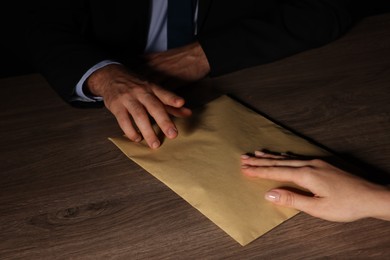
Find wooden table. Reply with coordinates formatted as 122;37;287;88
1;13;389;259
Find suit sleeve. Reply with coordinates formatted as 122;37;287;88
27;1;112;107
198;0;363;77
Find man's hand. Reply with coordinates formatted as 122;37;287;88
86;64;192;149
144;41;210;82
241;151;390;222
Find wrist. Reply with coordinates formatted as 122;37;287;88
86;64;126;96
370;187;390;221
193;42;211;76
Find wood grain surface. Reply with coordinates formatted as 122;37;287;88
1;13;389;259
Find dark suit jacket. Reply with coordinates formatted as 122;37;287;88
28;0;378;105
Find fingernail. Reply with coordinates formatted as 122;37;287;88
151;141;160;149
174;97;184;105
241;165;249;169
167;128;177;138
265;191;280;202
241;154;250;159
135;136;142;142
254;150;265;156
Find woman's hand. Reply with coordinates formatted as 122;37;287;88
241;151;390;222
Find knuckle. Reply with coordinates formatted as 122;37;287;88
301;166;314;174
149;83;162;91
127;133;141;142
143;94;163;108
283;192;295;207
110;107;126;119
133;84;151;94
142;133;158;146
272;159;282;166
298;168;313;184
129;103;147;117
310;159;324;166
159;118;173;127
262;167;275;179
107;94;129;108
116;92;136;104
243;167;260;177
105;101;114;111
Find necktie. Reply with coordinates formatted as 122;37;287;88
167;0;195;49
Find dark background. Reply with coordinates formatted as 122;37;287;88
0;1;35;78
1;1;389;79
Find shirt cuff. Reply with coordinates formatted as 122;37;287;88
73;60;121;102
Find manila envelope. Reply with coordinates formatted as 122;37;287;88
109;95;328;246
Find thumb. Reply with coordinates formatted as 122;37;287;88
265;189;314;212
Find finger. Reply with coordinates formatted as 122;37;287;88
111;107;142;142
241;165;311;188
151;84;185;108
254;150;287;159
138;93;179;140
165;106;192;118
264;188;316;213
125;100;160;149
241;155;312;168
